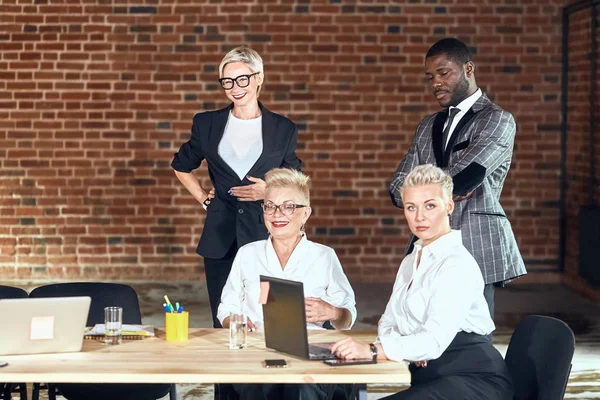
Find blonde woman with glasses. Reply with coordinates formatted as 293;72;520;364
218;168;356;400
171;47;301;328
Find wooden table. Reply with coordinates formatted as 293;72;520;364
0;329;410;399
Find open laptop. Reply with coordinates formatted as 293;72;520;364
260;275;338;360
0;296;91;356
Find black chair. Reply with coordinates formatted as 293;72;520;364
29;282;176;400
0;286;28;300
0;285;29;400
505;315;575;400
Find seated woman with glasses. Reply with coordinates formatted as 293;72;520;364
330;164;513;400
171;46;301;329
218;167;356;400
218;167;355;332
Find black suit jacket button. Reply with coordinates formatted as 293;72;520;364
238;209;244;214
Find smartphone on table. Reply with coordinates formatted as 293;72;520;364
264;359;287;368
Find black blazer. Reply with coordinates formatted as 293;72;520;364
171;102;302;259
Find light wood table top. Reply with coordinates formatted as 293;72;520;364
0;329;410;384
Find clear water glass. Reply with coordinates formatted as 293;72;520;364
104;306;122;345
229;312;247;350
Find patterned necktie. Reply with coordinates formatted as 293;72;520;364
442;107;461;151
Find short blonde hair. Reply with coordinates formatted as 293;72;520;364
219;46;264;78
400;164;453;203
264;168;310;206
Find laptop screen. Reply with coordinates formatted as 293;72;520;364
0;296;91;356
260;275;310;359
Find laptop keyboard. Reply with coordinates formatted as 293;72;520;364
308;343;337;360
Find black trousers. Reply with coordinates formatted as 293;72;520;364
203;240;238;329
382;333;513;400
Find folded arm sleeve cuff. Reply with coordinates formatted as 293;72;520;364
452;162;486;196
171;156;193;173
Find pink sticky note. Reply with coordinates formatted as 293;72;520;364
258;281;270;304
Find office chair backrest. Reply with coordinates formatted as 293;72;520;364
505;315;575;400
29;282;142;326
0;285;28;300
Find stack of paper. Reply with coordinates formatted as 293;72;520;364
84;324;155;337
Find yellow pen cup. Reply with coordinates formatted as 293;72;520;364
165;311;189;342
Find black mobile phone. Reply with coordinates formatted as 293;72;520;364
323;358;376;367
264;359;287;368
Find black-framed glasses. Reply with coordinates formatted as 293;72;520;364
261;201;307;216
218;72;260;90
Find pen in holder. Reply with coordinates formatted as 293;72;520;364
165;311;189;342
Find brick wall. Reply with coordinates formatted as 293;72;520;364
0;0;571;283
563;4;600;292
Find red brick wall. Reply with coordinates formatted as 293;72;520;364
0;0;569;282
563;4;600;290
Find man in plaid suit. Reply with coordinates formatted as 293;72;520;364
389;38;526;319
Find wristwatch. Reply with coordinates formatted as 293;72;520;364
369;343;378;361
202;198;211;211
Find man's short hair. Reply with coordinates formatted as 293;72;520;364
426;38;472;65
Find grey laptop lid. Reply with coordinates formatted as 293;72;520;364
260;275;310;359
0;296;91;356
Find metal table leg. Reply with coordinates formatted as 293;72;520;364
357;383;368;400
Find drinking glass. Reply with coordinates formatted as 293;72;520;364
104;306;123;345
229;311;247;350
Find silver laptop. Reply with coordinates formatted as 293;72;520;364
260;275;338;360
0;296;91;356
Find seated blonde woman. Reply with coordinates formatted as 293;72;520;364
218;167;356;400
331;164;513;400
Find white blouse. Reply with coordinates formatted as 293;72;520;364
377;230;494;362
218;111;263;180
217;234;357;330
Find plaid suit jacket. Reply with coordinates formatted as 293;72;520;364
389;93;526;284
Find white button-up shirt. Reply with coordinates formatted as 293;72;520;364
444;88;483;149
377;230;494;362
217;234;357;330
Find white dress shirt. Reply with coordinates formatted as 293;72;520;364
444;88;482;149
218;111;263;180
377;230;494;362
217;234;357;330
